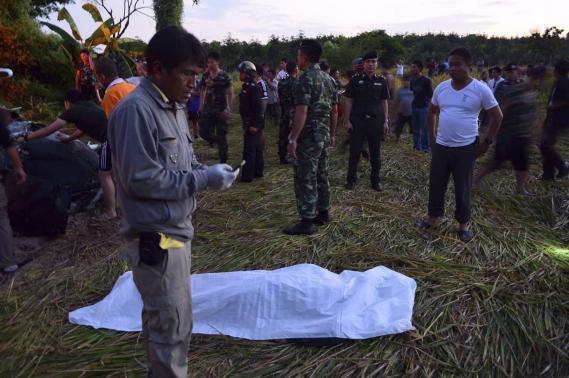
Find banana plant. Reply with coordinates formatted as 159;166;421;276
41;4;135;77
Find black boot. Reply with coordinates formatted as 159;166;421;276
314;210;330;225
284;218;314;235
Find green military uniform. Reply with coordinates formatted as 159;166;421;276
278;75;297;162
293;63;338;220
199;70;232;163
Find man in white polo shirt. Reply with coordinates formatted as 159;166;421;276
416;47;503;243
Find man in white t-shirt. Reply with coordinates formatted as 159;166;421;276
416;47;503;242
276;58;289;81
396;60;404;77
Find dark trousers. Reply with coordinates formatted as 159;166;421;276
428;142;476;224
242;129;264;182
394;113;412;138
412;107;429;151
540;117;568;178
199;110;228;163
347;114;383;186
279;108;293;161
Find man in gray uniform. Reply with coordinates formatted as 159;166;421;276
108;27;238;378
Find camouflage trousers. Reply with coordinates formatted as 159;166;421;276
199;109;228;163
293;138;330;219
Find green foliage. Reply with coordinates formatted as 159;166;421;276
82;3;103;22
29;0;74;18
153;0;183;30
204;29;569;73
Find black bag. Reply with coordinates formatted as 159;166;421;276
5;174;70;237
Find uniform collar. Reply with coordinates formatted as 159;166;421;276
307;63;321;71
140;78;183;110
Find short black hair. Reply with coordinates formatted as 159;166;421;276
80;48;90;55
145;26;207;74
492;66;502;74
319;60;330;72
94;56;118;78
412;60;423;70
449;47;472;65
280;58;287;63
362;51;378;61
286;61;297;75
299;39;322;63
554;59;569;76
207;51;221;61
64;89;83;103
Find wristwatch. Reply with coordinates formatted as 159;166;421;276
288;138;296;144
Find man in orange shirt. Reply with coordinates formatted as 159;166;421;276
94;57;136;219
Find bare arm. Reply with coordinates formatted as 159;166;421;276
427;103;439;147
26;118;66;141
199;84;206;111
343;97;353;129
329;104;338;146
75;70;81;89
6;146;26;184
483;105;503;141
58;129;84;143
226;86;234;113
476;105;503;158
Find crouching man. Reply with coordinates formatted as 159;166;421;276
107;26;238;377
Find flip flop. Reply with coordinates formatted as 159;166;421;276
415;220;433;229
457;230;474;243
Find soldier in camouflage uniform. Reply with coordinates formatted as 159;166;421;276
284;39;338;236
277;61;299;164
199;51;233;163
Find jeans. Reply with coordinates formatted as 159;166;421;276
412;107;429;151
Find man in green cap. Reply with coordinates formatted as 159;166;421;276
0;102;26;273
284;39;338;235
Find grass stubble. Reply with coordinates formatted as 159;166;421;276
1;109;568;377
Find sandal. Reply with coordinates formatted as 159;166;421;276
457;230;474;243
415;220;433;229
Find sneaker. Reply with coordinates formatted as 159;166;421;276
2;264;18;273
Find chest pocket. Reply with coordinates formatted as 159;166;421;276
371;82;384;99
157;128;180;170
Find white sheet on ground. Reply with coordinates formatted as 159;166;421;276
69;264;416;340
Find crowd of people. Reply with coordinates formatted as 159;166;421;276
0;24;568;377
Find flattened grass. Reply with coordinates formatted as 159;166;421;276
1;112;569;377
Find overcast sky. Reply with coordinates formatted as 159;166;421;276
46;0;569;43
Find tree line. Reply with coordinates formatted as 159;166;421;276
204;28;569;73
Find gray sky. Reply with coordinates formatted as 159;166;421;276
46;0;569;43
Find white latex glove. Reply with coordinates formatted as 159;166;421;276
205;164;238;191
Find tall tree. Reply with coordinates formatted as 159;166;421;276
153;0;198;31
30;0;74;18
